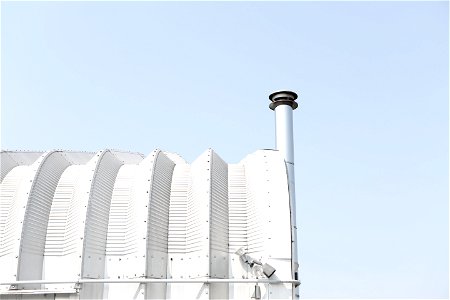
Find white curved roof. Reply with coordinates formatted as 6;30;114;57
0;149;294;299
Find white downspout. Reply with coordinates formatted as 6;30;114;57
269;90;300;299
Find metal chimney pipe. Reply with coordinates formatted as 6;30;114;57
269;90;299;298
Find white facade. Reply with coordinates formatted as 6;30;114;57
0;149;297;300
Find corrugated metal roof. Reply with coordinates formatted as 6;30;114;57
0;149;295;299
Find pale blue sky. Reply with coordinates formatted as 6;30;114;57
1;1;448;298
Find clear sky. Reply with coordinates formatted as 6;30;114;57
1;1;448;298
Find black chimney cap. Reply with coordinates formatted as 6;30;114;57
269;90;298;110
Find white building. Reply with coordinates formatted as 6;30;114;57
0;91;300;300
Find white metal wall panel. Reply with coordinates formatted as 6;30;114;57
104;163;143;300
62;151;95;165
104;157;144;300
167;164;190;254
0;152;18;183
45;165;83;255
0;151;43;183
162;152;186;165
0;151;69;292
242;154;266;255
209;151;229;258
40;153;95;293
145;151;176;299
0;166;28;256
167;150;211;300
228;164;248;252
83;151;123;257
3;152;43;165
17;151;72;289
105;164;139;256
43;164;89;291
209;151;229;299
263;153;292;259
227;164;251;298
146;151;175;255
0;149;296;300
109;151;145;164
243;150;293;299
0;165;33;293
186;151;211;257
80;151;124;299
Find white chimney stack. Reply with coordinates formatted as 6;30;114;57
269;90;300;297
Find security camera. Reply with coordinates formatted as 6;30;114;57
235;248;276;278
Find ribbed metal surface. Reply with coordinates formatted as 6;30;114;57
45;166;83;255
186;150;210;255
18;151;71;287
83;151;123;257
0;151;94;292
167;164;190;253
0;166;28;257
106;164;139;256
81;151;133;299
20;152;70;255
0;151;43;183
210;151;229;254
147;151;175;254
145;151;176;299
0;164;32;292
0;149;294;300
228;164;248;250
0;153;18;183
209;151;229;299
